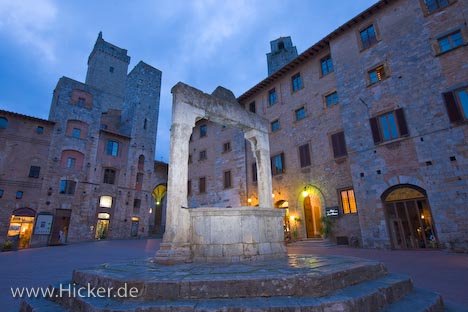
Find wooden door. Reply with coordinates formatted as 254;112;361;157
304;196;315;238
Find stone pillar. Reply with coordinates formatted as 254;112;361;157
155;102;203;264
245;129;273;208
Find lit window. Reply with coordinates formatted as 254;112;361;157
291;73;303;92
295;107;306;121
321;55;334;76
66;157;76;169
271;153;285;175
106;140;119;157
340;188;357;214
360;24;378;49
59;180;76;195
268;88;277;106
424;0;449;13
325;92;339;107
16;191;23;199
36;126;44;134
224;170;232;189
103;168;116;184
72;128;81;138
28;166;41;178
369;65;386;85
438;30;463;53
271;119;281;132
99;195;113;208
200;124;207;138
0;117;8;129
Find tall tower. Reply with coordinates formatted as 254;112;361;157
266;37;298;76
85;32;130;98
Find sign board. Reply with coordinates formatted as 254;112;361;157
34;214;53;235
325;206;340;217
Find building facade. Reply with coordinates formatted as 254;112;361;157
0;33;166;249
188;0;468;251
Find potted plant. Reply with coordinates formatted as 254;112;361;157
320;216;333;239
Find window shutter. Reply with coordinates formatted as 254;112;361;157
443;92;463;123
331;132;347;158
369;117;382;144
395;108;409;136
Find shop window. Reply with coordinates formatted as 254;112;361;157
28;166;41;178
340;188;357;214
59;180;76;195
369;109;409;144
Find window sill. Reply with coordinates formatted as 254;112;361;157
291;87;304;94
375;136;408;147
334;156;348;163
319;71;334;79
367;76;390;88
359;40;380;53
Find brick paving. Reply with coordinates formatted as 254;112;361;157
1;239;467;311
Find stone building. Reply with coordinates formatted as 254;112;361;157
0;33;166;249
188;0;468;251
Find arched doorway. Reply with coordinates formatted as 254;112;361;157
275;200;290;240
7;208;36;249
382;184;438;249
152;184;167;234
302;186;323;238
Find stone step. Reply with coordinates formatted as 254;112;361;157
21;274;414;312
70;256;387;300
20;296;66;312
382;288;444;312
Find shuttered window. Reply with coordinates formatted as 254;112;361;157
369;108;409;144
331;131;347;158
299;144;311;167
443;88;468;123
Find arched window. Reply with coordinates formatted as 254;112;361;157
0;117;8;129
138;155;145;171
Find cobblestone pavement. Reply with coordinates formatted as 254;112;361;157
288;240;468;308
1;238;467;311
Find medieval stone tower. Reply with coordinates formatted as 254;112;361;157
266;36;298;76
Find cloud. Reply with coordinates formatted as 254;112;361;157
0;0;57;61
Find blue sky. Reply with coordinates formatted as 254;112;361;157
0;0;378;162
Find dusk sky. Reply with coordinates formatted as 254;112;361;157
0;0;378;162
